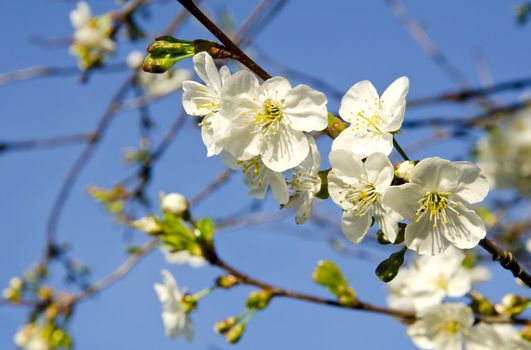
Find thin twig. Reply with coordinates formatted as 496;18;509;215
0;133;92;153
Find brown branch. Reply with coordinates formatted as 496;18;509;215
0;133;92;153
479;239;531;287
175;0;272;80
73;239;158;302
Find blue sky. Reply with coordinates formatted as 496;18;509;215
0;0;530;349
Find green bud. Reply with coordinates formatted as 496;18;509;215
312;260;357;305
495;294;530;317
375;246;407;282
246;290;273;310
214;316;238;334
143;54;183;74
469;291;496;316
324;113;348;139
225;323;245;344
216;274;240;289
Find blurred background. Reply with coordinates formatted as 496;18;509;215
0;0;530;349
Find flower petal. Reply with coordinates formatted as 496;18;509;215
338;80;379;124
410;157;459;192
380;76;409;131
193;52;222;93
341;210;372;244
364;152;394;193
405;216;451;255
331;127;393;157
382;183;424;221
329;148;364;183
268;170;289;205
283;85;328;132
261;76;292;100
443;200;486;249
261;127;309;172
453;161;490;204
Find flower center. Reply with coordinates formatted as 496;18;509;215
238;158;265;187
434;274;449;291
192;86;220;115
340;183;380;216
289;171;321;194
416;192;454;228
351;98;383;133
444;321;461;335
254;98;283;137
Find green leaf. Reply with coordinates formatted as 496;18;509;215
375;246;407;282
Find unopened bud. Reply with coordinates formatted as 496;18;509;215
161;192;189;217
147;36;195;56
216;275;239;289
214;316;237;334
9;277;23;290
143;54;181;74
246;289;273;310
130;216;161;234
395;161;416;182
495;294;530;317
225;323;245;344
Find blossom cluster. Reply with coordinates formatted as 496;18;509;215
181;52;490;256
476;104;531;196
69;2;116;70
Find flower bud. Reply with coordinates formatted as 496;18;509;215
395;161;416;182
216;274;240;289
130;216;161;234
214;316;237;334
161;192;189;217
142;54;181;74
225;323;245;344
246;289;273;310
147;36;195;56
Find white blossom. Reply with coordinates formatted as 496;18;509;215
69;2;115;68
467;323;531;350
220;71;328;172
221;152;289;205
154;269;193;341
332;77;409;157
182;52;231;156
283;136;322;224
388;247;490;312
407;303;474;350
328;150;399;243
14;324;49;350
383;157;489;255
160;192;189;216
162;248;206;268
395;160;416;182
476;105;531;196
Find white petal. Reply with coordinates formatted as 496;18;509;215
193;52;222;93
182;81;217;116
445;269;472;297
453;161;490;204
341;210;372;244
283;85;328;132
331;127;393;157
380;76;409;131
261;127;309;172
328;148;364;183
364;152;394;193
338;80;379;124
268;170;289;205
443;200;486;249
219;65;231;84
382;183;424;221
220;71;261;121
297;136;321;173
374;204;399;242
261;76;292;100
327;172;352;211
222;123;261;161
405;216;451;255
410;157;459;192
